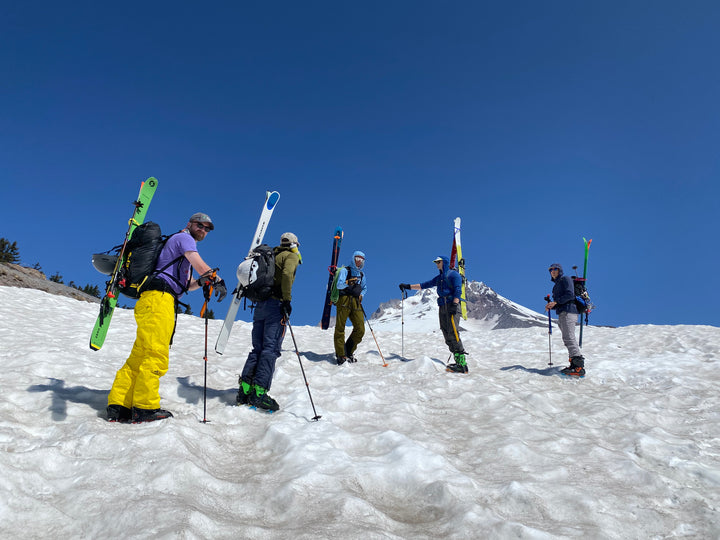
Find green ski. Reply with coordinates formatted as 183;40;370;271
89;178;158;350
578;237;592;347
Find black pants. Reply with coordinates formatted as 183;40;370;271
438;303;464;354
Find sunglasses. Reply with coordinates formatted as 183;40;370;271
194;222;212;232
549;268;559;272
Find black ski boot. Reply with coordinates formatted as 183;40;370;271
236;377;253;405
561;356;586;377
336;355;348;366
131;407;174;423
560;366;586;377
446;352;469;374
344;338;357;362
249;387;280;412
107;404;132;423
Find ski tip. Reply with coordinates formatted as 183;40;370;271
266;191;280;209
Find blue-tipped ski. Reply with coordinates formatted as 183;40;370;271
216;191;280;355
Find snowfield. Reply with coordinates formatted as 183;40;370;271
0;286;718;539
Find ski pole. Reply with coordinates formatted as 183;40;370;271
544;295;553;367
401;293;404;359
361;304;388;367
199;270;217;423
201;312;211;423
286;320;322;421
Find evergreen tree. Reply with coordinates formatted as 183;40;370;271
49;272;64;283
0;238;21;264
79;284;100;298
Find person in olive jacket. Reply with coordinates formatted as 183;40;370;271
237;232;302;411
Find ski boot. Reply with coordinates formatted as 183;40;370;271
236;377;253;405
446;352;469;374
344;339;358;363
249;386;280;412
131;407;174;423
560;356;586;377
106;404;132;423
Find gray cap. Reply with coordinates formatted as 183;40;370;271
189;212;214;230
281;232;300;246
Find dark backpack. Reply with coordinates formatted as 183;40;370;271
571;276;593;314
117;222;184;299
236;244;275;303
330;266;364;303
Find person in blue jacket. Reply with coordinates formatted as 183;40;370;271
399;256;467;373
334;251;368;365
545;263;585;377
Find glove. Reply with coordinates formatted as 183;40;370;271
199;274;226;302
448;302;459;315
197;274;214;287
348;283;363;297
202;282;213;300
281;300;292;317
213;279;227;302
399;283;411;291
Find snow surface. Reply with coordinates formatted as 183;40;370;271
1;286;719;539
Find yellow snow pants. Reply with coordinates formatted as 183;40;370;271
107;290;176;410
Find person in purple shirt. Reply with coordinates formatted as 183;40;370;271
107;212;226;423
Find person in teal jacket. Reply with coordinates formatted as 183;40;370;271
399;255;468;373
334;251;367;365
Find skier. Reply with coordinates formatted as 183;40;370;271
107;212;227;423
237;232;302;411
545;263;586;377
333;251;367;365
399;256;467;373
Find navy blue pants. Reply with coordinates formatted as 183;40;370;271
241;298;286;391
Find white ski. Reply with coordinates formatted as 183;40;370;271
215;191;280;354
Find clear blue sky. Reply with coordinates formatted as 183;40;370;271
2;2;718;329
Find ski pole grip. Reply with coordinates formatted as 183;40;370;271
544;295;551;302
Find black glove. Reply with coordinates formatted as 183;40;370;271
399;283;411;291
213;279;227;302
348;283;363;297
198;274;214;287
281;300;292;317
199;274;226;302
448;302;459;315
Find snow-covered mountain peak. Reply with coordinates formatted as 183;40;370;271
371;280;548;331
